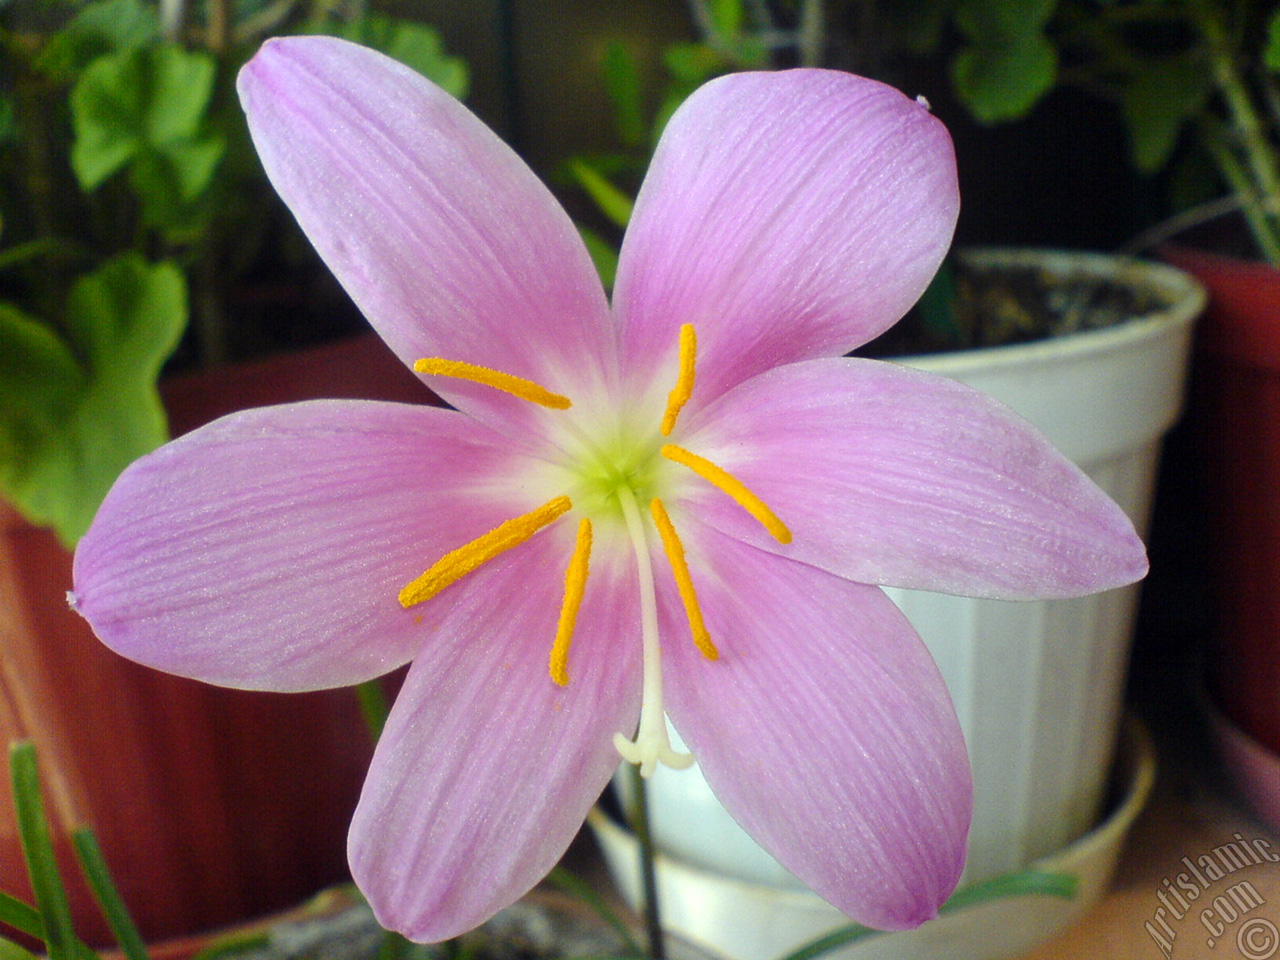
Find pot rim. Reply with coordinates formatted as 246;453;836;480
898;248;1206;376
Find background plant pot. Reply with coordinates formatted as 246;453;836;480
0;332;430;947
595;716;1156;960
1159;246;1280;760
607;249;1202;951
892;249;1200;880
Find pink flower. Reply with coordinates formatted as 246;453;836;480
71;37;1147;942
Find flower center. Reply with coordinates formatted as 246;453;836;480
400;324;790;774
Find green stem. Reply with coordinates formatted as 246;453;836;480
1201;115;1280;262
1185;0;1280;263
9;743;76;960
159;0;186;41
545;867;643;957
1262;69;1280;132
205;0;229;53
193;239;227;368
71;829;148;960
796;0;824;67
626;765;665;960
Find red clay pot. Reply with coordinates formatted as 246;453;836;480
0;333;431;947
1161;246;1280;754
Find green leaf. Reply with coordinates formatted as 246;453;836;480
775;870;1078;960
602;41;646;148
1121;58;1211;174
355;680;390;744
954;0;1057;43
915;260;963;344
0;936;41;960
10;742;77;960
0;302;87;480
951;31;1057;123
886;0;960;54
0;96;15;145
64;254;185;381
70;45;217;191
942;869;1077;911
129;134;226;231
315;15;468;99
71;829;148;960
381;22;468;100
566;158;633;229
577;225;619;290
709;0;745;37
36;0;159;81
1265;6;1280;73
0;890;44;942
0;255;186;546
0;870;112;960
662;42;725;87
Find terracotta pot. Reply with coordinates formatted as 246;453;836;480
0;333;430;947
1161;246;1280;755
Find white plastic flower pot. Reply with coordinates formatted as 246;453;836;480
595;717;1156;960
604;249;1203;956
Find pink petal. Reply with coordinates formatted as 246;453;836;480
613;69;957;408
350;531;641;941
72;401;551;690
656;520;970;930
680;357;1147;599
238;38;616;434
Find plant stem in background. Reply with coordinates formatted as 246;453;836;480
545;866;644;957
160;0;186;42
206;0;230;53
195;240;228;368
1185;0;1280;263
1200;114;1280;262
796;0;824;67
627;764;665;960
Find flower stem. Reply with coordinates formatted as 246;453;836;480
627;763;666;960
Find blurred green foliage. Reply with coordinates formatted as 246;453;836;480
899;0;1280;262
0;0;466;546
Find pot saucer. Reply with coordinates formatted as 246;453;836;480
590;716;1156;960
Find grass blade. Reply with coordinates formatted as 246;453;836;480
9;741;77;960
774;870;1078;960
941;869;1077;912
565;158;633;229
0;891;42;941
545;867;642;957
71;828;148;960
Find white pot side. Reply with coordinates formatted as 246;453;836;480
605;250;1204;955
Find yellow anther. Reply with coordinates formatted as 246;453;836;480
400;496;572;608
661;444;791;545
660;323;697;436
650;498;717;661
413;358;572;409
550;518;593;686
